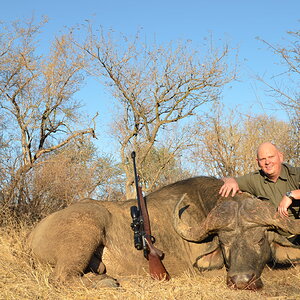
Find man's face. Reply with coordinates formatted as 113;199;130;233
256;144;283;181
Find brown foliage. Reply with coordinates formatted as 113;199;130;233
191;104;293;177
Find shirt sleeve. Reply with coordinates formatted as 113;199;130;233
297;167;300;188
236;173;256;195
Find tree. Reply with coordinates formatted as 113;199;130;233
0;19;95;216
30;140;123;219
136;141;192;193
257;29;300;165
191;104;292;177
78;28;236;198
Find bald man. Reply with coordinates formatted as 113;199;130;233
219;142;300;220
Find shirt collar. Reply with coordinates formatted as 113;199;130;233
260;164;287;182
278;165;288;180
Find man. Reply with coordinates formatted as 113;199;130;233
219;142;300;219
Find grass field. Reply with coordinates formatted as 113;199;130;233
1;223;300;300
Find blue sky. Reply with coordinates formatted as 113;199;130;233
1;0;299;151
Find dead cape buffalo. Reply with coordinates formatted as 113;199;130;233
28;176;300;290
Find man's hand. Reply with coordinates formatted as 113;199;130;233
219;177;240;197
277;196;292;218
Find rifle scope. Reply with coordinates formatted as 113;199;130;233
130;205;143;250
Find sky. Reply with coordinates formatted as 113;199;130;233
1;0;299;152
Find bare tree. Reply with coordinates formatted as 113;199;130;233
0;19;95;214
191;104;292;177
136;135;192;193
78;28;236;198
257;29;300;164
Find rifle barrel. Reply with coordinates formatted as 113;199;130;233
130;151;170;281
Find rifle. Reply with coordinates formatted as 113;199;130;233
130;151;170;281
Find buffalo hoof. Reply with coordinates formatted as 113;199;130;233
94;277;120;288
82;274;120;288
227;274;263;291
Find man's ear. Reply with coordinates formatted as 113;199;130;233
268;231;300;264
278;151;284;163
256;157;261;168
271;242;300;264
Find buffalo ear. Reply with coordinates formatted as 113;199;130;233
193;236;224;271
267;231;300;264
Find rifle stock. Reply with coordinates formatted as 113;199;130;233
130;151;170;281
148;246;170;280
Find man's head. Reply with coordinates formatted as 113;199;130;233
256;142;283;182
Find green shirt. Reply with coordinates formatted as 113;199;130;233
236;163;300;219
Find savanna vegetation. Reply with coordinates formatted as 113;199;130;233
0;18;299;299
1;221;300;299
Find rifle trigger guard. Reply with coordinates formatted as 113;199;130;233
150;235;156;243
145;234;156;244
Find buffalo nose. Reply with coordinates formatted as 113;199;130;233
227;273;263;290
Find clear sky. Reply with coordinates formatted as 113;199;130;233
1;0;299;151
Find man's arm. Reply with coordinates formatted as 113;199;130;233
277;190;300;218
219;177;241;197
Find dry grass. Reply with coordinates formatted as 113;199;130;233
1;224;300;300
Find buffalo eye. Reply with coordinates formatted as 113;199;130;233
257;237;265;246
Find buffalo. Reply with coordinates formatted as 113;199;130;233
28;176;300;290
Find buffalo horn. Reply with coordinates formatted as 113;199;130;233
241;198;300;235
